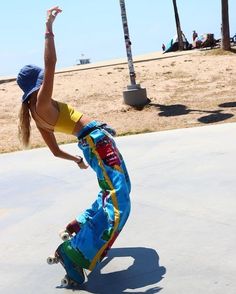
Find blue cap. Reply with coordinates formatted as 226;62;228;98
17;64;44;103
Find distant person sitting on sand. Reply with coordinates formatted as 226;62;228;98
16;6;131;285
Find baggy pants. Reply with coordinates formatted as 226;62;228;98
61;121;131;271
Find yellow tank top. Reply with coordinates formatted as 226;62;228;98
31;101;83;134
54;102;83;134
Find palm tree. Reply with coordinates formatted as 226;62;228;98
221;0;231;50
172;0;184;50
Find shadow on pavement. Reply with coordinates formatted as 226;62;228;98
79;247;166;294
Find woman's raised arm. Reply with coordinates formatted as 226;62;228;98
37;6;62;108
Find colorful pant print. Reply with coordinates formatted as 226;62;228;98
62;121;131;272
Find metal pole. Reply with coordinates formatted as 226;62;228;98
119;0;148;106
119;0;136;85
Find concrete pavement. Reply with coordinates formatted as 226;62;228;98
0;123;236;293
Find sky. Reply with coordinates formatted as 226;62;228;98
1;0;236;77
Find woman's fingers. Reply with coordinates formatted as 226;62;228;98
48;6;62;13
47;6;62;18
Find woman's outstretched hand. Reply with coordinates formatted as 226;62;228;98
46;6;62;32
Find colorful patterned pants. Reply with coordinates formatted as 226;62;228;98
61;121;131;272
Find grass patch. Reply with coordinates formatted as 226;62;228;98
118;128;153;137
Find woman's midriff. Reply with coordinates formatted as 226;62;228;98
72;115;91;136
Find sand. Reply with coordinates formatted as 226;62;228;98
1;49;236;154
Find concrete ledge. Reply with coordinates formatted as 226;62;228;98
0;50;193;84
0;77;16;84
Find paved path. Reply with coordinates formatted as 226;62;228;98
0;123;236;293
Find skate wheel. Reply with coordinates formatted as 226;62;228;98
47;255;58;265
61;275;70;287
59;230;70;241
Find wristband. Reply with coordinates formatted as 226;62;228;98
76;156;83;164
45;32;54;38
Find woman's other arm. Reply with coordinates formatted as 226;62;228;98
38;127;88;169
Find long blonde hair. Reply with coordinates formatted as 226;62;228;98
18;102;31;148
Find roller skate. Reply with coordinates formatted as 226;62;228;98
47;242;85;288
59;219;81;241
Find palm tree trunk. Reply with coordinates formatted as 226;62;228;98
221;0;231;50
172;0;184;50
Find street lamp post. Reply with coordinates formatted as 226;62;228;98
119;0;148;106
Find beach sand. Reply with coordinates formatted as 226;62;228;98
1;49;236;153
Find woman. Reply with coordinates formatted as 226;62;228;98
17;6;131;284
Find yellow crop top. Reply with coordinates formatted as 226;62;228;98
54;102;83;134
31;101;83;134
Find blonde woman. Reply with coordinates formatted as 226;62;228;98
17;6;131;285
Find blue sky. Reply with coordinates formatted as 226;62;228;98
1;0;236;76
